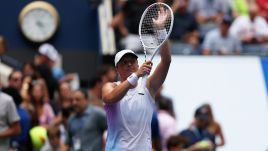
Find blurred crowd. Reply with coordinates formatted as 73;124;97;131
3;0;261;150
111;0;268;55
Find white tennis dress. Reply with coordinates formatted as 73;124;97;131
104;81;155;151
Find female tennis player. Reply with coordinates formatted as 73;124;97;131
102;3;172;151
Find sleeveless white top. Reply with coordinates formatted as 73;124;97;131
104;81;155;151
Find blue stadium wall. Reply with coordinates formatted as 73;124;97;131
0;0;101;81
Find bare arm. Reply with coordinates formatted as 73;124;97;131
216;123;225;147
102;63;152;103
102;81;134;104
0;121;21;138
147;41;171;96
110;12;128;37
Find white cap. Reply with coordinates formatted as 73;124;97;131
38;43;59;62
114;49;138;66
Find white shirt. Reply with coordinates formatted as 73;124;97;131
104;81;155;151
230;16;268;39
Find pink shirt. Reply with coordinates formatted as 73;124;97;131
39;103;55;126
158;110;177;151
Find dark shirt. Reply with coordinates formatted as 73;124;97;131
170;11;198;40
122;0;156;34
36;64;57;99
10;107;31;151
66;106;107;151
179;126;216;151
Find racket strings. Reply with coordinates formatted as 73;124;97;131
140;4;172;48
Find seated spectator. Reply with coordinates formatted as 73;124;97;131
202;104;225;147
167;135;212;151
110;0;156;52
230;4;268;44
202;15;241;55
170;0;199;54
230;4;268;55
179;106;215;151
188;0;231;38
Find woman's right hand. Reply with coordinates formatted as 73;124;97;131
135;61;153;77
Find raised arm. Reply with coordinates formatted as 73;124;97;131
147;6;172;96
147;41;171;96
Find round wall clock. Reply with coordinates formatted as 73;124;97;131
19;1;60;43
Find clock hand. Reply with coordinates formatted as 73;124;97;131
36;21;44;28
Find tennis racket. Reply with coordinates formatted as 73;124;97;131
138;2;174;95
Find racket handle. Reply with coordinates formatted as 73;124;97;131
138;74;148;95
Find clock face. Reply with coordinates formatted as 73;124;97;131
21;8;57;42
19;1;59;43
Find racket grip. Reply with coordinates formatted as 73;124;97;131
138;74;148;95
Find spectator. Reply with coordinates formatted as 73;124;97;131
8;70;23;91
35;43;58;100
151;111;162;151
0;90;21;150
2;87;32;151
157;90;177;151
230;4;268;43
51;81;73;115
30;80;55;128
179;106;215;151
38;43;64;81
155;86;175;118
188;0;231;38
57;81;73;110
230;3;268;55
202;15;241;55
22;62;40;79
20;76;35;116
202;104;225;147
110;0;156;52
63;89;107;151
97;64;117;83
88;76;104;108
170;0;199;51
